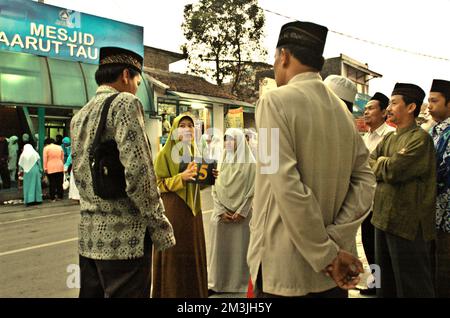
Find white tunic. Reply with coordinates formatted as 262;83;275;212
362;122;396;153
208;190;252;293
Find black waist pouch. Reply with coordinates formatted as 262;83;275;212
89;93;127;199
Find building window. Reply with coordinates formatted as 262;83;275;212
344;65;368;94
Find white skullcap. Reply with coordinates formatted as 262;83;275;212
324;75;357;103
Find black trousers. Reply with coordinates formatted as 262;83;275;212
375;227;435;298
79;231;152;298
431;231;450;298
48;172;63;200
254;265;348;298
0;163;11;189
361;212;375;267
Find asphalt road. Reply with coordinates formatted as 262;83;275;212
0;188;223;298
0;187;368;298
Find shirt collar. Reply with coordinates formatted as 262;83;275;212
96;85;120;95
396;122;418;136
369;122;390;136
287;72;321;85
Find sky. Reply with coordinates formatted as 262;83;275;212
38;0;450;97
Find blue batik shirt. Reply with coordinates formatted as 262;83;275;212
430;117;450;233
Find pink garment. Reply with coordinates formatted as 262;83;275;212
43;144;64;174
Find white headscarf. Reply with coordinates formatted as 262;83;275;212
19;144;40;173
213;128;256;212
200;133;222;161
8;136;19;167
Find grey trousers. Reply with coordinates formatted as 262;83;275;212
375;228;435;298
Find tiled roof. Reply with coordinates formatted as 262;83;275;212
144;67;237;100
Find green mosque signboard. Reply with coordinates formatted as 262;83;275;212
0;0;143;64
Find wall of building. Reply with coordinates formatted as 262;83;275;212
259;78;277;97
212;104;224;136
144;117;161;160
144;48;172;71
320;57;342;80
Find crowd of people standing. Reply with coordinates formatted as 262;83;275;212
1;17;444;299
0;133;80;205
67;29;449;298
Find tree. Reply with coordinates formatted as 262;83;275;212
181;0;267;94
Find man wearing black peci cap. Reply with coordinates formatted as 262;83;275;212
71;47;175;298
359;92;395;296
247;21;375;298
363;92;395;154
427;79;450;298
369;83;436;297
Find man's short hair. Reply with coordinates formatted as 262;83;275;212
400;95;421;117
278;45;325;71
95;65;140;86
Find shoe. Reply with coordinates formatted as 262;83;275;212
359;288;377;296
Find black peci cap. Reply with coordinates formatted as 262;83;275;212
276;21;328;55
392;83;425;106
99;47;143;73
430;79;450;95
370;92;390;110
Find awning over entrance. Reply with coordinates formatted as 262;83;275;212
0;50;154;113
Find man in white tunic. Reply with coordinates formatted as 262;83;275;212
360;92;395;295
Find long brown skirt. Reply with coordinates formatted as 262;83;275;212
152;192;208;298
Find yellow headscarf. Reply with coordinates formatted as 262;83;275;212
154;114;201;216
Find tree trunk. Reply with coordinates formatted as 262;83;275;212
215;53;222;86
231;39;242;95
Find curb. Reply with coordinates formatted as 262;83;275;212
0;199;79;215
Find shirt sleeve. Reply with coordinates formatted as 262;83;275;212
157;174;185;193
371;132;435;184
113;94;175;251
236;196;253;218
64;153;72;169
257;94;339;273
211;188;230;218
43;147;48;172
326;134;376;250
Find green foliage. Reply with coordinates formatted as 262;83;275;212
181;0;267;92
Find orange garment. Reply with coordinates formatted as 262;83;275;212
43;144;64;174
247;279;254;298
